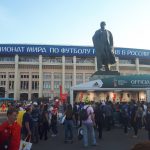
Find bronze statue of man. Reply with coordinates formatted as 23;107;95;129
92;21;116;71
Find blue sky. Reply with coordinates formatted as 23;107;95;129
0;0;150;49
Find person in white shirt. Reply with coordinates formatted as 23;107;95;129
81;102;97;147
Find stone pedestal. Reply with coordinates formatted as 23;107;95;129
90;70;120;81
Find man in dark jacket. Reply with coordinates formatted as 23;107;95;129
92;21;116;71
31;102;40;143
146;106;150;140
103;102;113;131
94;103;104;139
22;105;33;141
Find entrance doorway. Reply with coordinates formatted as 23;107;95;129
31;93;38;100
20;93;28;101
9;93;14;98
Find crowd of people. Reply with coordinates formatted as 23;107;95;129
0;99;150;149
71;100;150;147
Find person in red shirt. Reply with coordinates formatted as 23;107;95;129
0;108;21;150
54;99;60;109
1;103;6;112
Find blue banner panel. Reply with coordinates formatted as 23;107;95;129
0;44;95;57
115;47;150;59
0;44;150;59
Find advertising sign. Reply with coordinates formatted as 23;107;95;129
102;74;150;88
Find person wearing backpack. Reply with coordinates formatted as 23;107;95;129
81;101;97;147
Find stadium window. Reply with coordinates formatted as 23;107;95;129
0;81;6;86
9;74;15;78
119;59;135;64
139;59;150;65
0;87;5;97
20;81;29;90
9;81;14;90
65;73;72;80
32;74;39;79
43;81;51;89
32;81;39;90
54;73;62;80
43;73;51;80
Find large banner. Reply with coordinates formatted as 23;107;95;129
0;44;95;56
115;47;150;59
101;74;150;88
0;44;150;59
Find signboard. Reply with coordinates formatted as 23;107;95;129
0;44;150;59
101;74;150;88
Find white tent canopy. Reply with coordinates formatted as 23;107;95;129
70;79;150;105
70;79;103;91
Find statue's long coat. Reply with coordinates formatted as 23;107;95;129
92;29;116;70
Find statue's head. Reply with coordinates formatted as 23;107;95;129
100;21;106;29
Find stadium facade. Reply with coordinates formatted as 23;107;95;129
0;44;150;102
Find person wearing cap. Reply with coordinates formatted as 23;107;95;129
92;21;116;71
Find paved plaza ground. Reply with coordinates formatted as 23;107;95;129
32;125;148;150
0;113;149;150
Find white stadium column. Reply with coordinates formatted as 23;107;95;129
39;55;43;98
135;58;139;74
73;56;76;86
62;56;65;94
70;88;74;106
5;72;9;98
14;55;19;100
28;72;32;100
51;73;54;99
116;57;120;72
146;89;150;103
